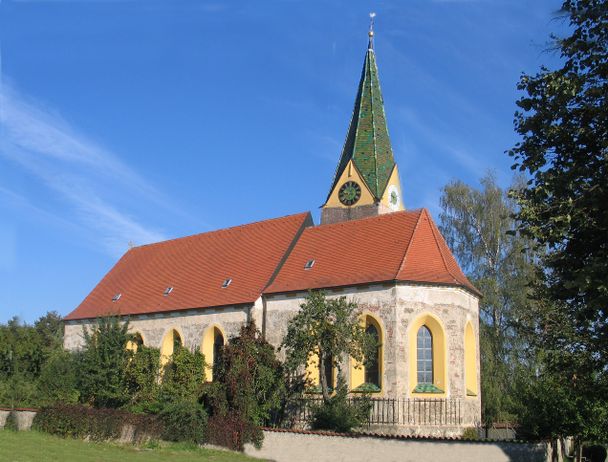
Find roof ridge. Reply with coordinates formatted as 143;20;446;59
133;212;312;250
396;208;425;277
367;49;380;198
423;209;460;285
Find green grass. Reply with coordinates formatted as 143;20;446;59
0;430;262;462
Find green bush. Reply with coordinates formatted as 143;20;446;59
310;379;370;433
159;400;207;445
159;346;205;403
0;374;40;408
33;404;163;442
461;427;479;440
38;350;79;406
124;346;161;413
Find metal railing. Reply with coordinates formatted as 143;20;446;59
271;397;462;428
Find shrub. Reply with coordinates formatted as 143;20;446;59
461;427;479;440
200;322;284;451
38;350;79;406
33;404;163;442
310;378;370;433
124;346;161;413
159;346;205;403
159;399;207;445
207;413;262;451
0;374;40;408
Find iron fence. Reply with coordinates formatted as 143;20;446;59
270;397;462;428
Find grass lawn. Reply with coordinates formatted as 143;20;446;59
0;430;262;462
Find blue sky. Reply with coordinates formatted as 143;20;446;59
0;0;567;323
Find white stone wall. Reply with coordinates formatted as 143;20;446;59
244;430;548;462
63;302;256;352
264;282;481;427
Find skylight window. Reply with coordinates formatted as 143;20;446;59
304;259;315;270
163;287;173;296
221;278;232;288
112;293;122;302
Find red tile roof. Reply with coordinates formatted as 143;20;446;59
64;212;312;321
264;209;479;296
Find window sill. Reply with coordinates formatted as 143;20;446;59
413;384;444;394
351;383;382;393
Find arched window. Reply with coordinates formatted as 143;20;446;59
464;322;478;396
364;324;380;387
160;329;182;368
201;325;225;382
408;313;447;395
126;332;144;352
350;314;383;392
417;326;433;384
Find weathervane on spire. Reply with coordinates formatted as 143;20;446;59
368;12;376;50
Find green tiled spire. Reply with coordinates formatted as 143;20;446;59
327;29;396;201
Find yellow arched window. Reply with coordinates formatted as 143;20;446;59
464;322;478;396
350;314;383;392
201;325;225;382
408;313;447;396
126;332;144;352
160;328;182;368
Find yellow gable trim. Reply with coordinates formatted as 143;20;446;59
323;159;376;208
380;165;405;211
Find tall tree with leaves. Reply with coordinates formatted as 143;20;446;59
508;0;608;447
281;291;375;404
77;316;132;408
439;173;539;426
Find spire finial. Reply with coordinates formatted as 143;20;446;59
368;12;376;50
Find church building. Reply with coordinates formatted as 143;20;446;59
64;26;482;436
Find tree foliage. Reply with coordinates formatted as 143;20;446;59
507;0;608;444
439;173;539;425
77;317;132;408
201;321;282;450
281;291;376;404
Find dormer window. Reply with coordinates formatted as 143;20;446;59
163;287;173;296
221;278;232;288
112;293;121;302
304;259;315;270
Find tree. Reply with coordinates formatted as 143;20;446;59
439;173;540;426
201;321;283;450
280;291;375;403
508;0;608;446
77;317;131;408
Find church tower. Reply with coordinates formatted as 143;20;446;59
321;21;404;225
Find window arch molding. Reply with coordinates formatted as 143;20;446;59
350;312;384;392
464;321;478;397
201;324;226;382
160;327;185;368
408;312;448;397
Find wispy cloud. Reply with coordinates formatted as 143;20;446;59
0;83;170;256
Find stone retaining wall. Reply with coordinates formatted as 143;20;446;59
0;409;37;431
244;429;549;462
